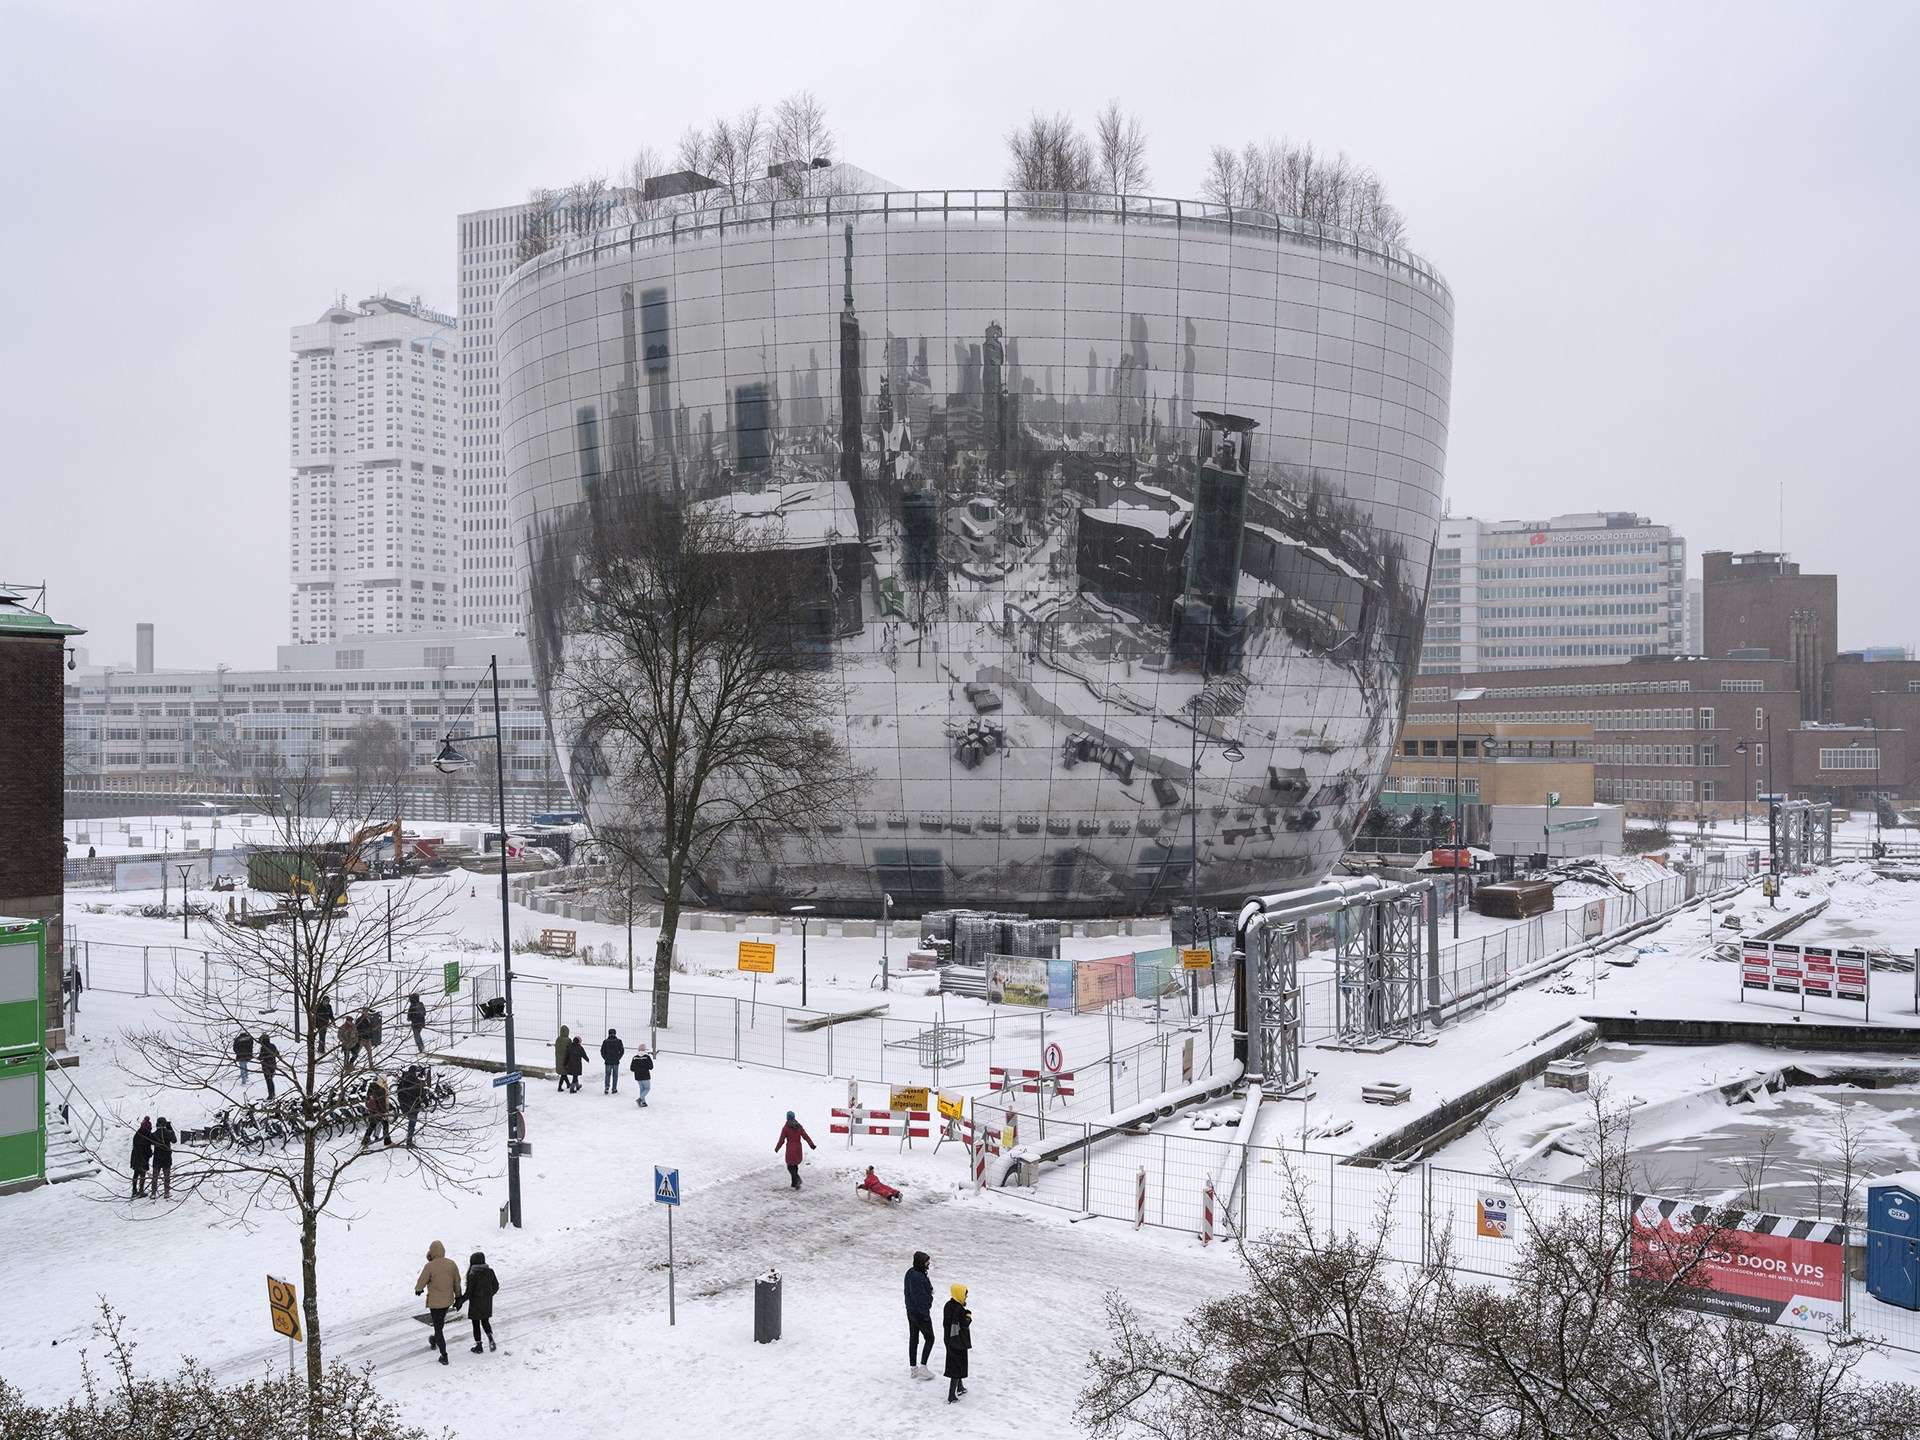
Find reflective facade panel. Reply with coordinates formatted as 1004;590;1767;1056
501;195;1455;913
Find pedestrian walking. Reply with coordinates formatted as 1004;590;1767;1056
314;993;335;1054
151;1117;175;1199
233;1029;254;1087
65;962;82;1018
406;993;428;1054
599;1029;625;1094
943;1283;972;1403
130;1117;153;1198
258;1032;280;1100
355;1006;376;1054
904;1250;935;1379
459;1251;499;1353
774;1111;816;1190
564;1035;587;1094
552;1025;572;1092
630;1047;654;1108
397;1065;424;1148
360;1073;392;1148
338;1016;360;1071
413;1240;462;1366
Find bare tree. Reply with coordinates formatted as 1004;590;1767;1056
336;715;409;808
554;499;866;1028
706;104;768;202
1093;99;1150;196
1005;111;1093;195
1084;1102;1920;1439
514;175;616;266
769;91;835;197
618;143;667;223
1202;137;1407;244
113;783;485;1435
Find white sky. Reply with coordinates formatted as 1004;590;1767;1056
4;0;1914;669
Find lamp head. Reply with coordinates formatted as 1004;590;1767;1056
431;738;476;774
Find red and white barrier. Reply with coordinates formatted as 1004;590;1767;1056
1200;1179;1215;1246
988;1065;1076;1098
831;1106;931;1142
1134;1166;1146;1230
972;1134;987;1190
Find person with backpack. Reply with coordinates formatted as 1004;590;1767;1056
258;1032;281;1100
599;1029;625;1094
904;1250;935;1380
413;1240;462;1366
773;1111;816;1189
406;993;428;1054
130;1117;153;1198
233;1030;254;1087
458;1251;500;1353
151;1117;176;1199
564;1035;587;1094
361;1073;392;1148
630;1047;654;1108
396;1065;425;1148
943;1283;973;1403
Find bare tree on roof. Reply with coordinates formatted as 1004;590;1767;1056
1005;111;1094;197
1093;100;1150;196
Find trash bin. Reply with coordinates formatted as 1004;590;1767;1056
753;1269;782;1343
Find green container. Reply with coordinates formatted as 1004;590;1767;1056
0;919;47;1187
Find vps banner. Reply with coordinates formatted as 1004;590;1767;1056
1630;1194;1845;1329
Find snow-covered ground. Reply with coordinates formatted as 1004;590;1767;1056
20;853;1920;1428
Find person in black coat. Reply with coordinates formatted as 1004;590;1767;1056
630;1049;654;1108
314;994;335;1054
904;1250;935;1378
459;1251;500;1353
258;1033;280;1100
943;1283;972;1403
233;1030;254;1086
151;1117;176;1199
406;993;428;1053
599;1029;625;1094
564;1036;587;1093
354;1008;374;1055
130;1117;154;1198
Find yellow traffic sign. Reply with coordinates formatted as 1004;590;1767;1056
891;1085;931;1111
1180;947;1212;970
267;1275;301;1340
737;941;775;974
936;1093;965;1123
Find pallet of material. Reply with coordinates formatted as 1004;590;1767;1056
1474;880;1556;919
1362;1081;1412;1106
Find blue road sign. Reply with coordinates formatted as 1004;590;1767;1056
492;1072;522;1088
654;1166;680;1206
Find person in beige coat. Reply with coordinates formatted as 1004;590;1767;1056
415;1239;463;1364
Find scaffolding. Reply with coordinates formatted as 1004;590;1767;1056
1333;888;1427;1045
1772;800;1833;872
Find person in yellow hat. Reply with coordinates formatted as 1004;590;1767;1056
942;1282;973;1403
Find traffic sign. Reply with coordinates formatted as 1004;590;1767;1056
737;941;775;974
890;1085;930;1111
1042;1041;1064;1074
491;1071;522;1088
1547;792;1561;808
442;960;462;995
1180;947;1212;970
267;1275;302;1340
654;1165;681;1206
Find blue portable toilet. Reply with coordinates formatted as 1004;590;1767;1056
1866;1174;1920;1313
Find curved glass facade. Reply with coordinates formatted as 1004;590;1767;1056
500;193;1454;913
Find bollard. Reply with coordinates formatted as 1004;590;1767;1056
753;1269;782;1343
1201;1178;1215;1246
1135;1165;1147;1230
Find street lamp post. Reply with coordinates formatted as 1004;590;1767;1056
792;905;816;1008
431;653;522;1229
1735;739;1750;841
176;864;193;940
1184;698;1243;1010
1449;688;1487;938
880;892;893;993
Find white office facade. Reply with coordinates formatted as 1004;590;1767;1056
1420;512;1686;674
289;297;456;643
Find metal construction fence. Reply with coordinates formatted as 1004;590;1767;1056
961;1120;1920;1357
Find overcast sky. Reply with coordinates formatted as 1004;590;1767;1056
4;1;1914;669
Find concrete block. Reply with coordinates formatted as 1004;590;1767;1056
842;919;875;938
1087;919;1117;938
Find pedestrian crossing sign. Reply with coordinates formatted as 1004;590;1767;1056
654;1165;680;1207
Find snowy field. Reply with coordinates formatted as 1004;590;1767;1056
19;852;1920;1428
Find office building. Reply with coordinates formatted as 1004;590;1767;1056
1701;550;1837;721
1419;512;1686;674
498;186;1456;911
288;296;455;643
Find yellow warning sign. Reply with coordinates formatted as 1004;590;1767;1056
1180;947;1212;970
890;1085;931;1112
937;1094;965;1123
267;1275;302;1340
737;941;775;974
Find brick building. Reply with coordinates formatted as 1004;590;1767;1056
0;590;84;1049
1384;719;1596;821
1701;551;1837;721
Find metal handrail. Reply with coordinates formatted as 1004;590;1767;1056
43;1048;111;1164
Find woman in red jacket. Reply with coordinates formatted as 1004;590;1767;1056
774;1111;815;1190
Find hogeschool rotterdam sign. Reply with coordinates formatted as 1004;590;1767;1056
1630;1194;1845;1329
1740;941;1869;1017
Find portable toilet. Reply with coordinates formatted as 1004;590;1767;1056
1866;1174;1920;1312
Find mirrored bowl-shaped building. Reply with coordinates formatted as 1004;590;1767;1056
500;193;1454;915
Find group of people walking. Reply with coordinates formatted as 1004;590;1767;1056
360;1063;434;1148
413;1241;501;1364
904;1250;973;1403
551;1026;655;1106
